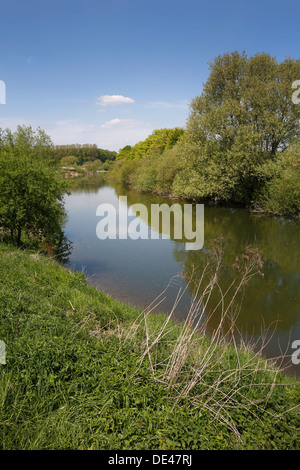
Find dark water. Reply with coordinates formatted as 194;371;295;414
63;174;300;377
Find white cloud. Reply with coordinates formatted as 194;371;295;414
96;94;135;108
101;118;143;129
101;118;123;128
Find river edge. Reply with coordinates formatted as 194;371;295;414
105;172;300;220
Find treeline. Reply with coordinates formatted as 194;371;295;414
117;128;185;160
53;143;117;166
109;51;300;217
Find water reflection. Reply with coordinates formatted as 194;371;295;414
65;175;300;376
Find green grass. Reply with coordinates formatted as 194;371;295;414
0;243;299;450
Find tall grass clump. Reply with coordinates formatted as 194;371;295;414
122;240;299;444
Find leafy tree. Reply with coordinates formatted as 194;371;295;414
60;155;78;166
0;125;69;247
116;128;185;161
116;145;132;160
82;159;104;174
181;51;300;202
109;53;300;215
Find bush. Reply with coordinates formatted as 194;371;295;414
133;157;158;192
82;160;104;174
0;126;69;247
254;146;300;216
155;146;186;194
108;159;138;185
60;155;78;166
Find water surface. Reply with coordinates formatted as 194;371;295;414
63;174;300;376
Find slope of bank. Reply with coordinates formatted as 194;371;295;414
0;243;299;450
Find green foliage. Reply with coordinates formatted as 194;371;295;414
53;144;117;165
109;159;138;185
81;159;104;174
110;130;186;195
117;128;184;161
0;126;69;247
181;51;300;203
109;145;185;195
131;145;187;195
155;146;186;193
102;161;111;171
60;155;78;166
116;145;132;160
254;144;300;215
133;157;158;192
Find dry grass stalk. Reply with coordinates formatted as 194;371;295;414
123;241;298;442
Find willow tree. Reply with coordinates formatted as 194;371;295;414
177;51;300;202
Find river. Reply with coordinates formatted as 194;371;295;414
63;174;300;377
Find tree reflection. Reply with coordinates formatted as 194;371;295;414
69;173;109;193
111;180;300;336
53;229;73;264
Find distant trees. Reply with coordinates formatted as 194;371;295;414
52;143;117;165
0;126;69;247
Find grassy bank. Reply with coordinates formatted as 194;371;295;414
0;243;299;450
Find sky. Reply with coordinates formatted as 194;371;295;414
0;0;299;151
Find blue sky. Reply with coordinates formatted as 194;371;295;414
0;0;299;151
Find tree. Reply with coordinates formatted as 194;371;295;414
60;155;78;166
0;125;69;247
181;51;300;202
52;144;117;164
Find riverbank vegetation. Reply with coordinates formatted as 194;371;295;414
0;242;299;450
53;143;117;166
0;126;70;256
109;52;300;217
